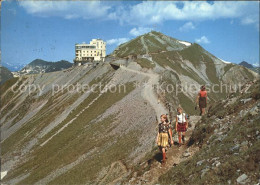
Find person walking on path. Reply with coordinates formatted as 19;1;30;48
156;114;173;166
196;85;207;116
175;107;188;146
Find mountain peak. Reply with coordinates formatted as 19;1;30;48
239;61;254;69
19;59;73;75
112;31;191;58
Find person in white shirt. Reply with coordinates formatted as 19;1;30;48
175;107;188;146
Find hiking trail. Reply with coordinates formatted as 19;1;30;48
129;115;201;184
120;65;168;120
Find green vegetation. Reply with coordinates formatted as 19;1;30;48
7;95;36;127
152;51;206;84
113;36;146;57
5;82;135;184
151;51;179;69
1;77;28;121
0;77;19;96
179;44;204;68
136;58;156;69
2;69;114;156
243;67;255;80
223;63;234;75
1;91;81;156
113;31;185;58
20;59;73;74
159;115;260;184
143;34;167;53
0;66;14;84
49;130;140;184
177;92;197;115
181;44;219;83
158;81;260;184
128;146;158;180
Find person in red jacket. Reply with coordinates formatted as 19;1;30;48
196;85;207;116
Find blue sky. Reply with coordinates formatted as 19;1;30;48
1;1;259;68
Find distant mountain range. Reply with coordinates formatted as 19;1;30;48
2;59;73;74
0;59;73;83
18;59;73;75
239;61;259;73
2;62;27;72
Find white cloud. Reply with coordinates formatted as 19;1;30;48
19;1;111;20
112;1;249;25
19;1;259;30
195;36;210;44
253;63;259;67
106;38;129;45
129;27;152;36
179;22;195;32
241;17;255;25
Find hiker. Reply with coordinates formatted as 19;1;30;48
175;107;188;146
196;85;207;116
156;114;173;165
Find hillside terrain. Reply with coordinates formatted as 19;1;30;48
18;59;73;75
158;80;260;184
239;61;260;74
0;66;14;84
1;31;258;184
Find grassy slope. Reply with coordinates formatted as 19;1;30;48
1;91;81;155
153;44;233;106
49;129;140;184
1;68;111;156
1;77;23;117
113;36;145;58
136;58;156;69
4;82;135;184
179;44;219;84
0;66;14;84
177;92;197;115
113;31;184;58
152;51;206;84
158;81;260;184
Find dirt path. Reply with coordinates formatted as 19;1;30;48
120;65;168;121
97;116;201;185
130;115;201;184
